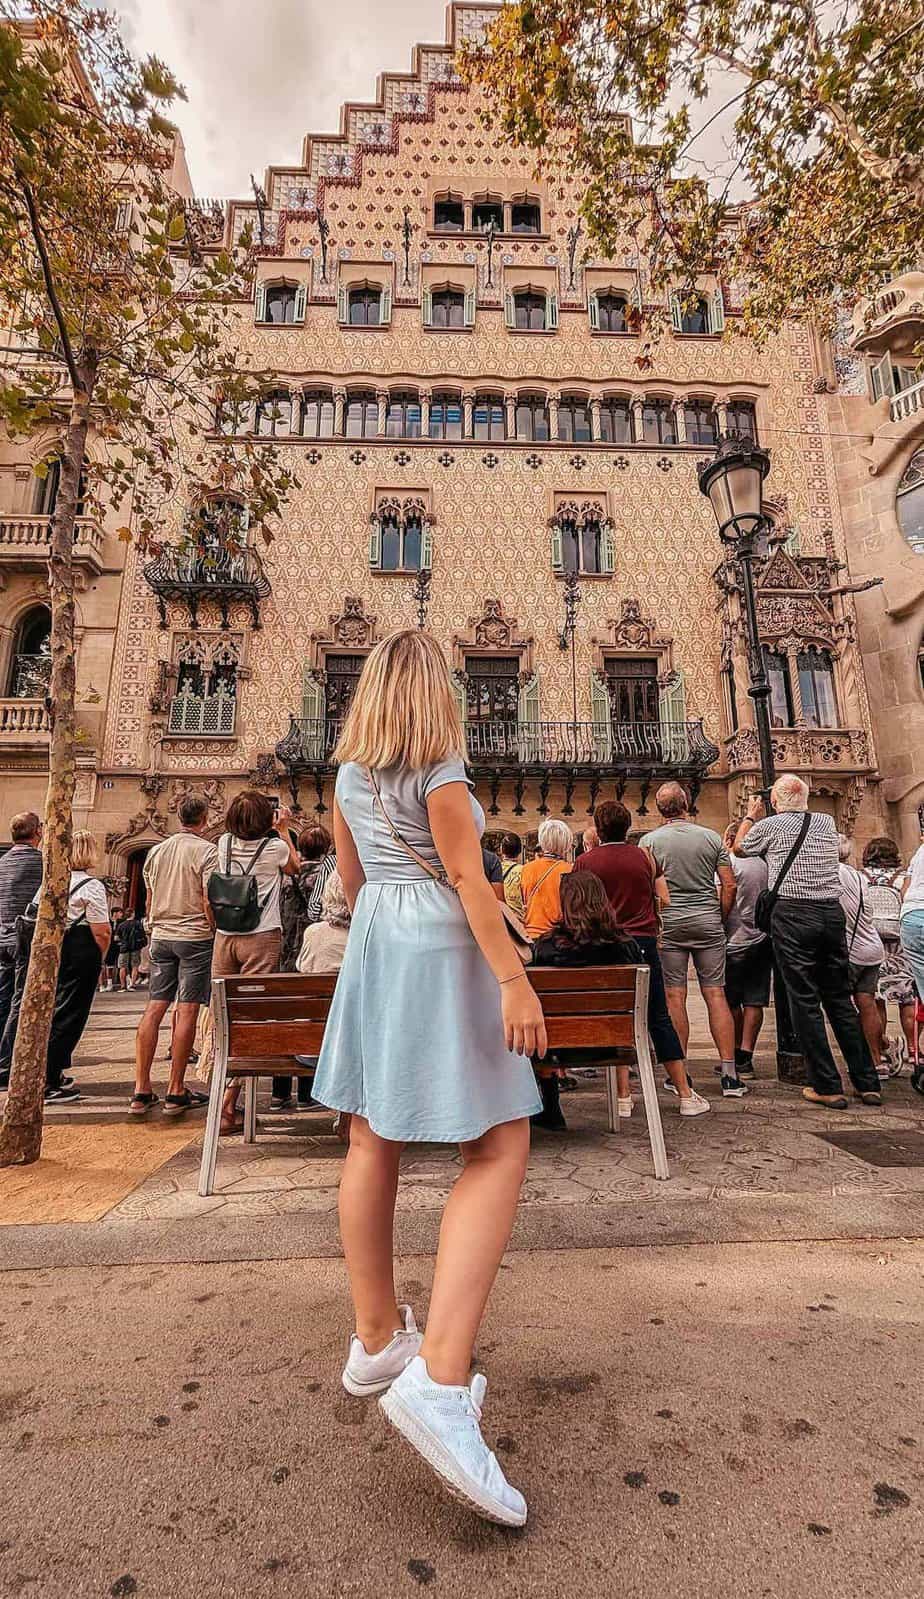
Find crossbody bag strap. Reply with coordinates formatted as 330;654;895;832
366;769;447;885
524;862;558;912
770;812;812;903
848;876;864;952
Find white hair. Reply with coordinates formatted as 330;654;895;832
537;818;575;862
321;869;351;927
771;773;810;813
836;832;853;864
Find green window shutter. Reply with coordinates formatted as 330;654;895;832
669;292;683;332
550;522;564;573
517;671;541;761
293;283;307;323
588;292;599;331
380;285;392;323
337;284;347;323
659;669;687;765
709;285;726;334
255;282;268;322
422;287;432;326
368;517;382;569
630;277;643;312
547;294;559;331
301;671;325;760
600;521;615;574
464;287;476;327
591;671;611;761
504;291;515;329
420;521;433;570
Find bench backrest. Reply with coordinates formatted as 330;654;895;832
215;965;643;1063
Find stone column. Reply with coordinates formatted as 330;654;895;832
505;393;517;439
462;392;475;438
631;398;645;443
503;201;512;234
289;387;301;437
376;390;388;438
673;399;687;444
547;394;560;441
333;389;346;436
781;635;805;725
715;400;729;437
420;389;431;438
590;398;602;442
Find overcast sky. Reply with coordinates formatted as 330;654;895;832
112;1;445;198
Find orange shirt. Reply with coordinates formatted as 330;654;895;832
520;857;572;938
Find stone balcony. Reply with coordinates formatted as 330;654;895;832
725;725;874;775
0;515;105;580
890;375;924;425
852;270;924;357
0;699;50;747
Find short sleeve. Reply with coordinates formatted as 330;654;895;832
199;842;219;885
268;836;290;869
83;878;110;925
421;756;472;800
738;818;771;857
483;850;503;884
716;838;731;869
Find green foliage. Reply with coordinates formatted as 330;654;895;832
463;1;924;337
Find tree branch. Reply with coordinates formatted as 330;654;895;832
19;177;81;392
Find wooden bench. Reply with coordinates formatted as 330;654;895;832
198;964;668;1197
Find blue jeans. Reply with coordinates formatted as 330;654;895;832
900;910;924;1002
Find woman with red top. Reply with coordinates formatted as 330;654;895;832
572;800;710;1120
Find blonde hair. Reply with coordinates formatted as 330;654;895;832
334;630;464;770
71;830;99;873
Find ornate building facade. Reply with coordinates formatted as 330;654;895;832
0;5;891;899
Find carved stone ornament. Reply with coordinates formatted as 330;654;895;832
138;772;166;806
452;599;534;674
756;595;833;640
309;595;379;672
169;777;226;824
249;752;281;789
726;727;761;768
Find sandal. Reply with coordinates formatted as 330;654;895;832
219;1112;245;1137
163;1089;209;1118
129;1092;159;1117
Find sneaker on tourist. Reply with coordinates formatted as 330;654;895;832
802;1086;848;1110
617;1096;633;1119
44;1084;81;1102
734;1048;755;1077
720;1075;750;1098
852;1089;883;1106
380;1355;527;1528
662;1073;694;1096
341;1305;422;1397
270;1093;293;1110
680;1090;711;1117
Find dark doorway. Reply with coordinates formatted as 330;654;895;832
125;847;151;917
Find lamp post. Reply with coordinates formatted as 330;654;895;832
697;436;805;1083
558;571;581;763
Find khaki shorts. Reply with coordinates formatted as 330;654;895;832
660;917;727;990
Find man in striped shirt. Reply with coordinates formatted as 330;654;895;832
733;774;881;1109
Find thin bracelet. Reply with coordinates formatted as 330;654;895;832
499;972;527;985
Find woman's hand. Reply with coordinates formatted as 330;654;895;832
275;804;295;835
501;975;547;1059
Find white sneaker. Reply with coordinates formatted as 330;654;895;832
341;1305;422;1397
680;1090;711;1118
380;1355;527;1527
617;1096;633;1119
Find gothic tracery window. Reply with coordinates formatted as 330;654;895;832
169;636;240;735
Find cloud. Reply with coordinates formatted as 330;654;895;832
110;0;442;197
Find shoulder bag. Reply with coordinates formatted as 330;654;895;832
367;769;533;965
16;875;92;962
754;813;811;935
207;835;274;934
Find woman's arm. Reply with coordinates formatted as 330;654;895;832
273;806;302;876
333;799;365;910
428;783;547;1058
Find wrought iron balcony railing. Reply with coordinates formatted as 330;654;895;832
143;546;270;629
276;717;720;774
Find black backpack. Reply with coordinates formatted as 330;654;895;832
207;836;274;934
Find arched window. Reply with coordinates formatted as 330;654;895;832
32;456;86;516
473;393;505;440
434;194;464;232
429;392;463;440
379;505;402;570
551;504;613;577
599;398;632;444
472;195;503;232
798;647;838;728
593;293;628;333
763;648;795;727
683;400;717;446
260;284;300;325
385;391;422;439
897;448;924;555
513;290;547;331
300;389;335;439
254;389;292;437
515;394;550;442
641;400;677;445
430;288;465;328
558;395;592;444
679;295;710;334
8;606;51;698
345;390;378;438
726;400;757;442
371;499;430;573
348;285;382;326
511;198;541;234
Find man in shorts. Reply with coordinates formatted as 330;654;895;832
130;794;218;1118
641;783;747;1097
722;823;771;1078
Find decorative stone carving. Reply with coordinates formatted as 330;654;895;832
453;599;534;673
168;777;226;824
249;752;281;789
610;598;657;650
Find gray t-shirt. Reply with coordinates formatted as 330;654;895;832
641;821;729;932
838;864;886;967
725;854;768;952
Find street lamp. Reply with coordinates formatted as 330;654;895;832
698;436;805;1084
558;571;581;761
697;435;775;804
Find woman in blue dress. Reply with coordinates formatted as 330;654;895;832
314;629;546;1527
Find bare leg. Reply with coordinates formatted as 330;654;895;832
855;991;883;1069
615;1065;630;1098
701;985;736;1063
665;986;690;1056
741;1005;764;1053
662;1058;693;1098
338;1114;403;1352
134;998;170;1096
731;1004;744;1051
167;1001;200;1096
899;1003;916;1057
420;1117;530;1386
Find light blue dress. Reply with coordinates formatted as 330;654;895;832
313;757;541;1142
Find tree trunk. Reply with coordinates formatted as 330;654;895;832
0;359;96;1166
